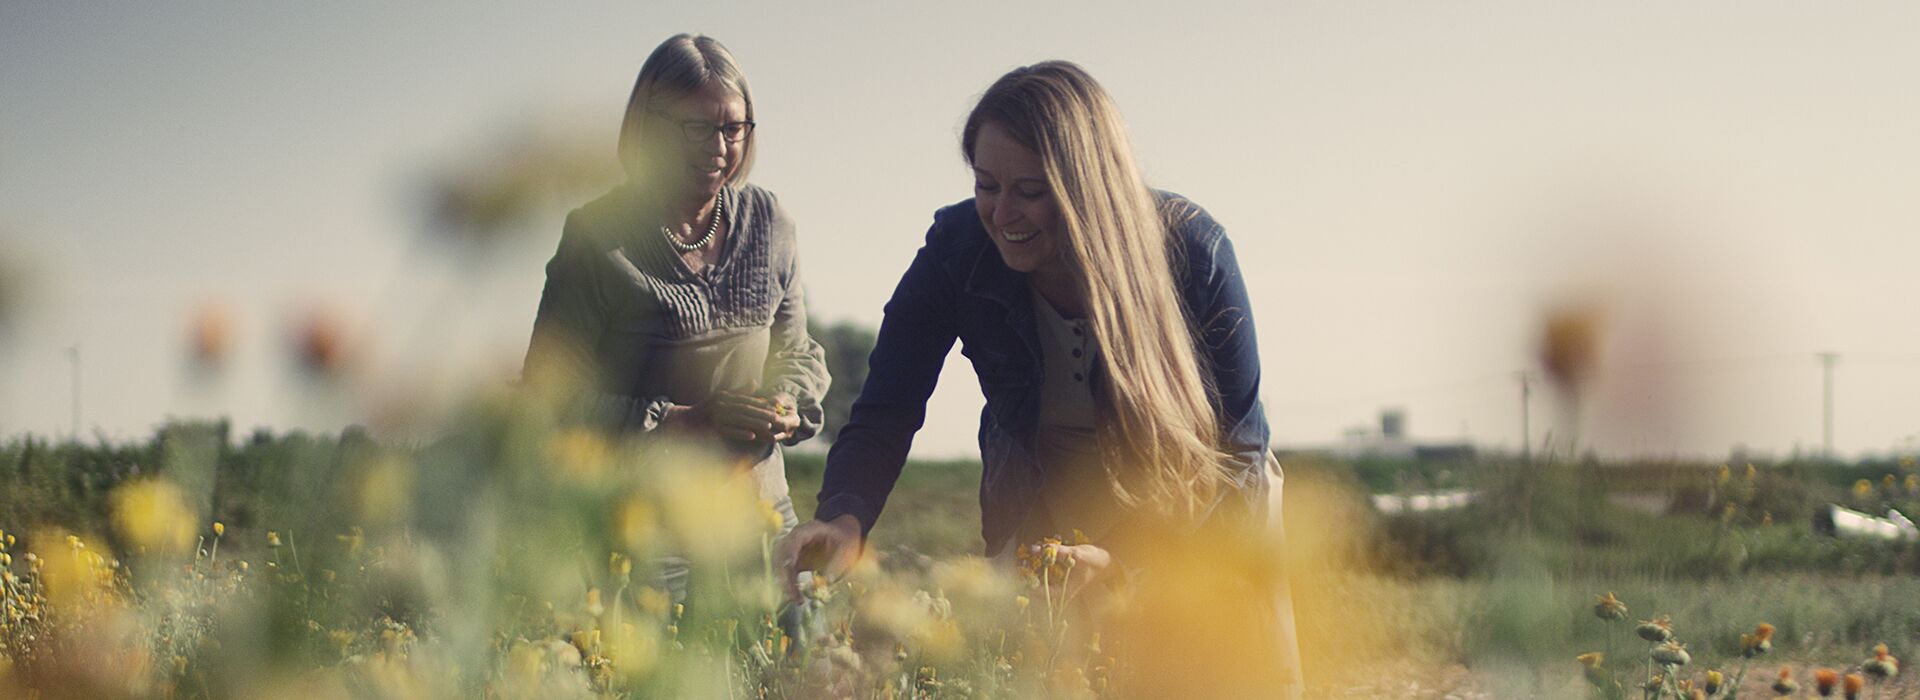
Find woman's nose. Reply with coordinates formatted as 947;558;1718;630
990;197;1020;227
696;128;728;157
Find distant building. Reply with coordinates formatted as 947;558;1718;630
1284;408;1476;462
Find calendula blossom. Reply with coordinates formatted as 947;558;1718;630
1741;622;1776;657
1593;592;1628;621
1773;666;1799;695
1636;615;1674;642
1814;668;1840;696
1864;642;1899;679
1842;673;1864;699
1652;641;1690;666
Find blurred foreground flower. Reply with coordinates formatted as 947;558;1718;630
1539;303;1604;391
110;479;197;555
292;307;352;378
188;302;233;370
423;129;618;248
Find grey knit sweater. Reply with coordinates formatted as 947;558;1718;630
523;183;830;502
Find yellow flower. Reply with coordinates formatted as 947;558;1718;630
267;530;282;548
758;499;786;534
1717;465;1732;485
111;479;198;554
1854;479;1873;499
637;587;670;618
1906;474;1919;496
213;522;225;537
615;495;659;552
547;429;611;482
1577;652;1610;688
1705;669;1724;694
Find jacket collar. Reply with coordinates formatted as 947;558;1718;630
960;215;1043;366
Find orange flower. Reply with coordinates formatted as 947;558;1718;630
1865;642;1900;679
1593;592;1628;621
1772;666;1799;695
1841;673;1864;699
1814;668;1840;696
1742;622;1777;658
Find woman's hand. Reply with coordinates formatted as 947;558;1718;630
708;391;801;443
1028;542;1117;602
664;392;801;443
776;514;863;601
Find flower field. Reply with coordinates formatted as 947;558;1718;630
2;404;1918;698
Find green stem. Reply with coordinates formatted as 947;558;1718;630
1727;656;1751;700
1645;643;1657;700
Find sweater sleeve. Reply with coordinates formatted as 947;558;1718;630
522;211;678;432
758;197;832;444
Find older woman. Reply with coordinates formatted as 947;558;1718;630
523;34;829;552
778;61;1299;695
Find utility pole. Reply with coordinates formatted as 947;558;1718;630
67;343;82;440
1818;352;1838;461
1517;370;1533;464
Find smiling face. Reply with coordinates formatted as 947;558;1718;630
970;122;1066;275
647;81;749;202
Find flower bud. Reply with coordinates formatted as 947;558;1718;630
1651;641;1690;667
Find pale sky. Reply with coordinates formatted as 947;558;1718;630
4;2;1918;460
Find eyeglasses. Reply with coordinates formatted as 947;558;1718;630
652;113;756;143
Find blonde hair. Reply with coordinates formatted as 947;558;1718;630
963;61;1233;523
616;34;756;185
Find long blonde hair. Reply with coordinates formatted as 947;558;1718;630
616;34;756;186
962;61;1233;523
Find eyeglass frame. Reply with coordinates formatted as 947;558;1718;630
648;111;756;143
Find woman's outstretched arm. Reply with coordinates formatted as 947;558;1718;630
810;223;962;535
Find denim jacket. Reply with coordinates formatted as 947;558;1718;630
814;193;1272;555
